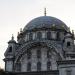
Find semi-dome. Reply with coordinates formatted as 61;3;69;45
23;16;68;32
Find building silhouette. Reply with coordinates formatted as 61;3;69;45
4;9;75;75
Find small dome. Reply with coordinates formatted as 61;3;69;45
8;39;16;43
23;16;68;32
8;35;16;44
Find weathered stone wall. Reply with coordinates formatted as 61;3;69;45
21;47;58;72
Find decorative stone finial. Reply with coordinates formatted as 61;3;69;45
72;30;74;34
44;8;46;16
11;34;14;40
18;32;19;35
68;27;70;32
20;28;22;33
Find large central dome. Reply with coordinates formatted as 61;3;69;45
23;16;68;31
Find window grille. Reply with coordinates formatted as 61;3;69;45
27;62;31;71
37;62;41;71
47;61;51;71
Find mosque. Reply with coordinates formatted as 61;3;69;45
4;9;75;75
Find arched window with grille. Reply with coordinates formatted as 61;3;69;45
37;32;42;40
47;31;51;40
27;62;31;71
29;33;33;41
16;62;21;72
37;62;41;71
47;61;51;71
27;50;31;59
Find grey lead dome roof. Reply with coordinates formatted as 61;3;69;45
23;16;68;31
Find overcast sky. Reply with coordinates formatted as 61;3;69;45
0;0;75;69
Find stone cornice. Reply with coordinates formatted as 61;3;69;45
57;60;75;65
3;58;14;61
23;27;66;33
6;70;59;75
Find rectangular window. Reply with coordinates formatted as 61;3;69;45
37;62;41;71
47;61;51;71
16;63;21;72
27;50;31;59
47;31;51;40
67;42;71;47
37;32;42;40
29;33;33;41
37;50;41;58
27;62;31;71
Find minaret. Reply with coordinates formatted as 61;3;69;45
4;35;16;72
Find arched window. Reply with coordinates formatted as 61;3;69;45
47;50;51;58
8;46;12;52
57;32;60;40
47;31;51;40
67;42;71;47
37;49;41;58
47;61;51;71
16;62;21;72
27;50;31;59
27;62;31;71
37;62;41;71
29;33;33;41
37;32;42;40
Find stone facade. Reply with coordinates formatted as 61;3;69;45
4;15;75;75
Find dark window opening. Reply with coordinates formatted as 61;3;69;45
47;50;51;58
57;32;60;40
37;32;42;40
8;47;12;52
47;61;51;71
37;62;41;71
47;31;51;40
27;62;31;71
37;50;41;58
29;33;33;41
27;50;31;59
67;42;71;47
16;63;21;71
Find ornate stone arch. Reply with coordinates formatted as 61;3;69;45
15;41;64;63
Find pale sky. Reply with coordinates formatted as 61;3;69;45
0;0;75;69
